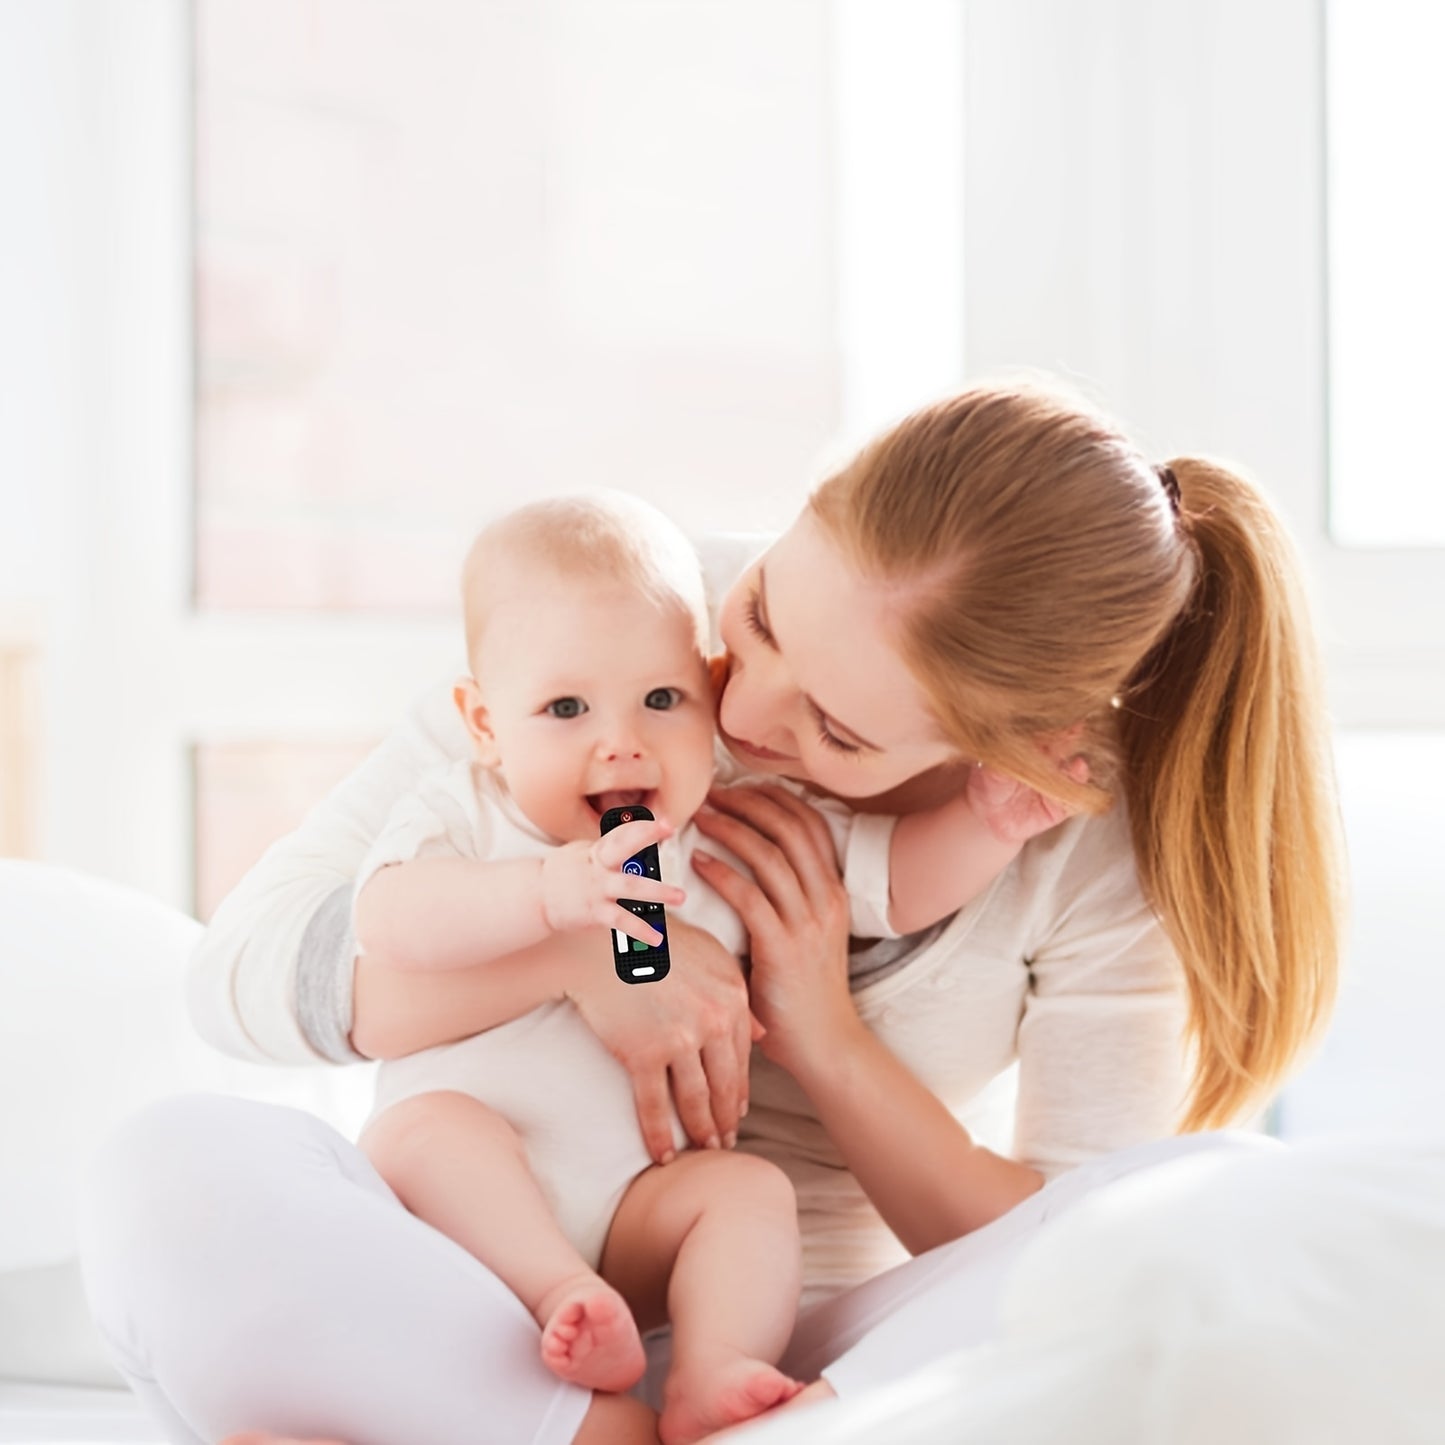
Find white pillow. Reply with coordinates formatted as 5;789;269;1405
742;1135;1445;1444
0;860;374;1273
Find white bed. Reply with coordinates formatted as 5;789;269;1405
0;1383;156;1445
0;862;371;1445
5;860;1444;1445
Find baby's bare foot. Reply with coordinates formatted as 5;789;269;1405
537;1275;646;1392
659;1355;805;1445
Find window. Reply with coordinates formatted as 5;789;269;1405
1326;0;1445;547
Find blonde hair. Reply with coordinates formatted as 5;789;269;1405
809;383;1346;1130
460;490;709;668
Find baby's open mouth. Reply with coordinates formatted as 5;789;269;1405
586;789;656;819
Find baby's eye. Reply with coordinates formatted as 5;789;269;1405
645;687;683;710
545;697;587;719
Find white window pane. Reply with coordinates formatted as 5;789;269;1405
193;739;377;920
193;0;839;612
1326;0;1445;547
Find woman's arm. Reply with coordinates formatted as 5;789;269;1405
187;677;465;1064
787;1014;1044;1254
692;783;1043;1255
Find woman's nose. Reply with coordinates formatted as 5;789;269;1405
723;664;793;747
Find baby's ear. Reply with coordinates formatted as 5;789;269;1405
453;675;501;767
707;652;731;708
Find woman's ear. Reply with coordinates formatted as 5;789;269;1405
453;675;501;767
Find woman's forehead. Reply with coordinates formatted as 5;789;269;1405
761;519;946;752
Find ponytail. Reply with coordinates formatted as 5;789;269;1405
814;386;1347;1131
1115;458;1347;1129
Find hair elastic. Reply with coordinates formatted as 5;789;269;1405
1156;464;1182;516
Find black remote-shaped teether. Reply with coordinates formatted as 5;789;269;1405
599;803;671;984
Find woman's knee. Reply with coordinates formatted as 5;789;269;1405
77;1094;306;1371
82;1094;260;1242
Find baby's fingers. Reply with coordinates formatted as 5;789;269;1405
606;875;685;908
610;905;667;949
595;817;672;870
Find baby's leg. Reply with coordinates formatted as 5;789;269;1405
361;1091;645;1393
602;1150;805;1445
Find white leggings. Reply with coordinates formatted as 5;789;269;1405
75;1094;1265;1445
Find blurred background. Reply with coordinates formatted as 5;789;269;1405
1;0;1441;1139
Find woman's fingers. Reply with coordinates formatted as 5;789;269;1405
667;1050;722;1152
731;782;842;870
701;784;842;912
630;1059;684;1164
691;840;781;945
692;804;802;924
699;1032;741;1144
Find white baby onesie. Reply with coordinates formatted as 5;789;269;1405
358;739;899;1268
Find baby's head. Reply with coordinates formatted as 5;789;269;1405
453;491;718;844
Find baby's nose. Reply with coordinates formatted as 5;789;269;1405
597;723;646;759
601;739;645;760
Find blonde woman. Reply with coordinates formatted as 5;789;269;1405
79;382;1344;1445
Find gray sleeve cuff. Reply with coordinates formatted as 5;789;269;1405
296;883;366;1063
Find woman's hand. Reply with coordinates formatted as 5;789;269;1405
563;916;763;1164
689;783;859;1078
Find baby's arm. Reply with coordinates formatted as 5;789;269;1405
356;813;683;972
357;854;564;971
885;760;1089;935
883;788;1024;937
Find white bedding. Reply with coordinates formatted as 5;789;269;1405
0;1384;157;1444
6;867;1444;1443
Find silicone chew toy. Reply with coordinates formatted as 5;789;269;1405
598;803;671;984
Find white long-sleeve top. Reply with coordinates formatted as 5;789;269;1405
187;533;1189;1302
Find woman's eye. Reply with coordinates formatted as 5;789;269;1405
816;723;862;755
645;687;683;710
545;697;586;719
809;701;861;755
742;588;773;644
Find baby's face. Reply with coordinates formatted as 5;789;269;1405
459;580;717;844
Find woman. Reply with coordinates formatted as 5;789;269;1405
78;382;1345;1445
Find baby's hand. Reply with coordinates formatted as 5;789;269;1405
539;817;687;947
967;731;1092;847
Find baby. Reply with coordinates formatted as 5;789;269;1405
354;491;1035;1444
